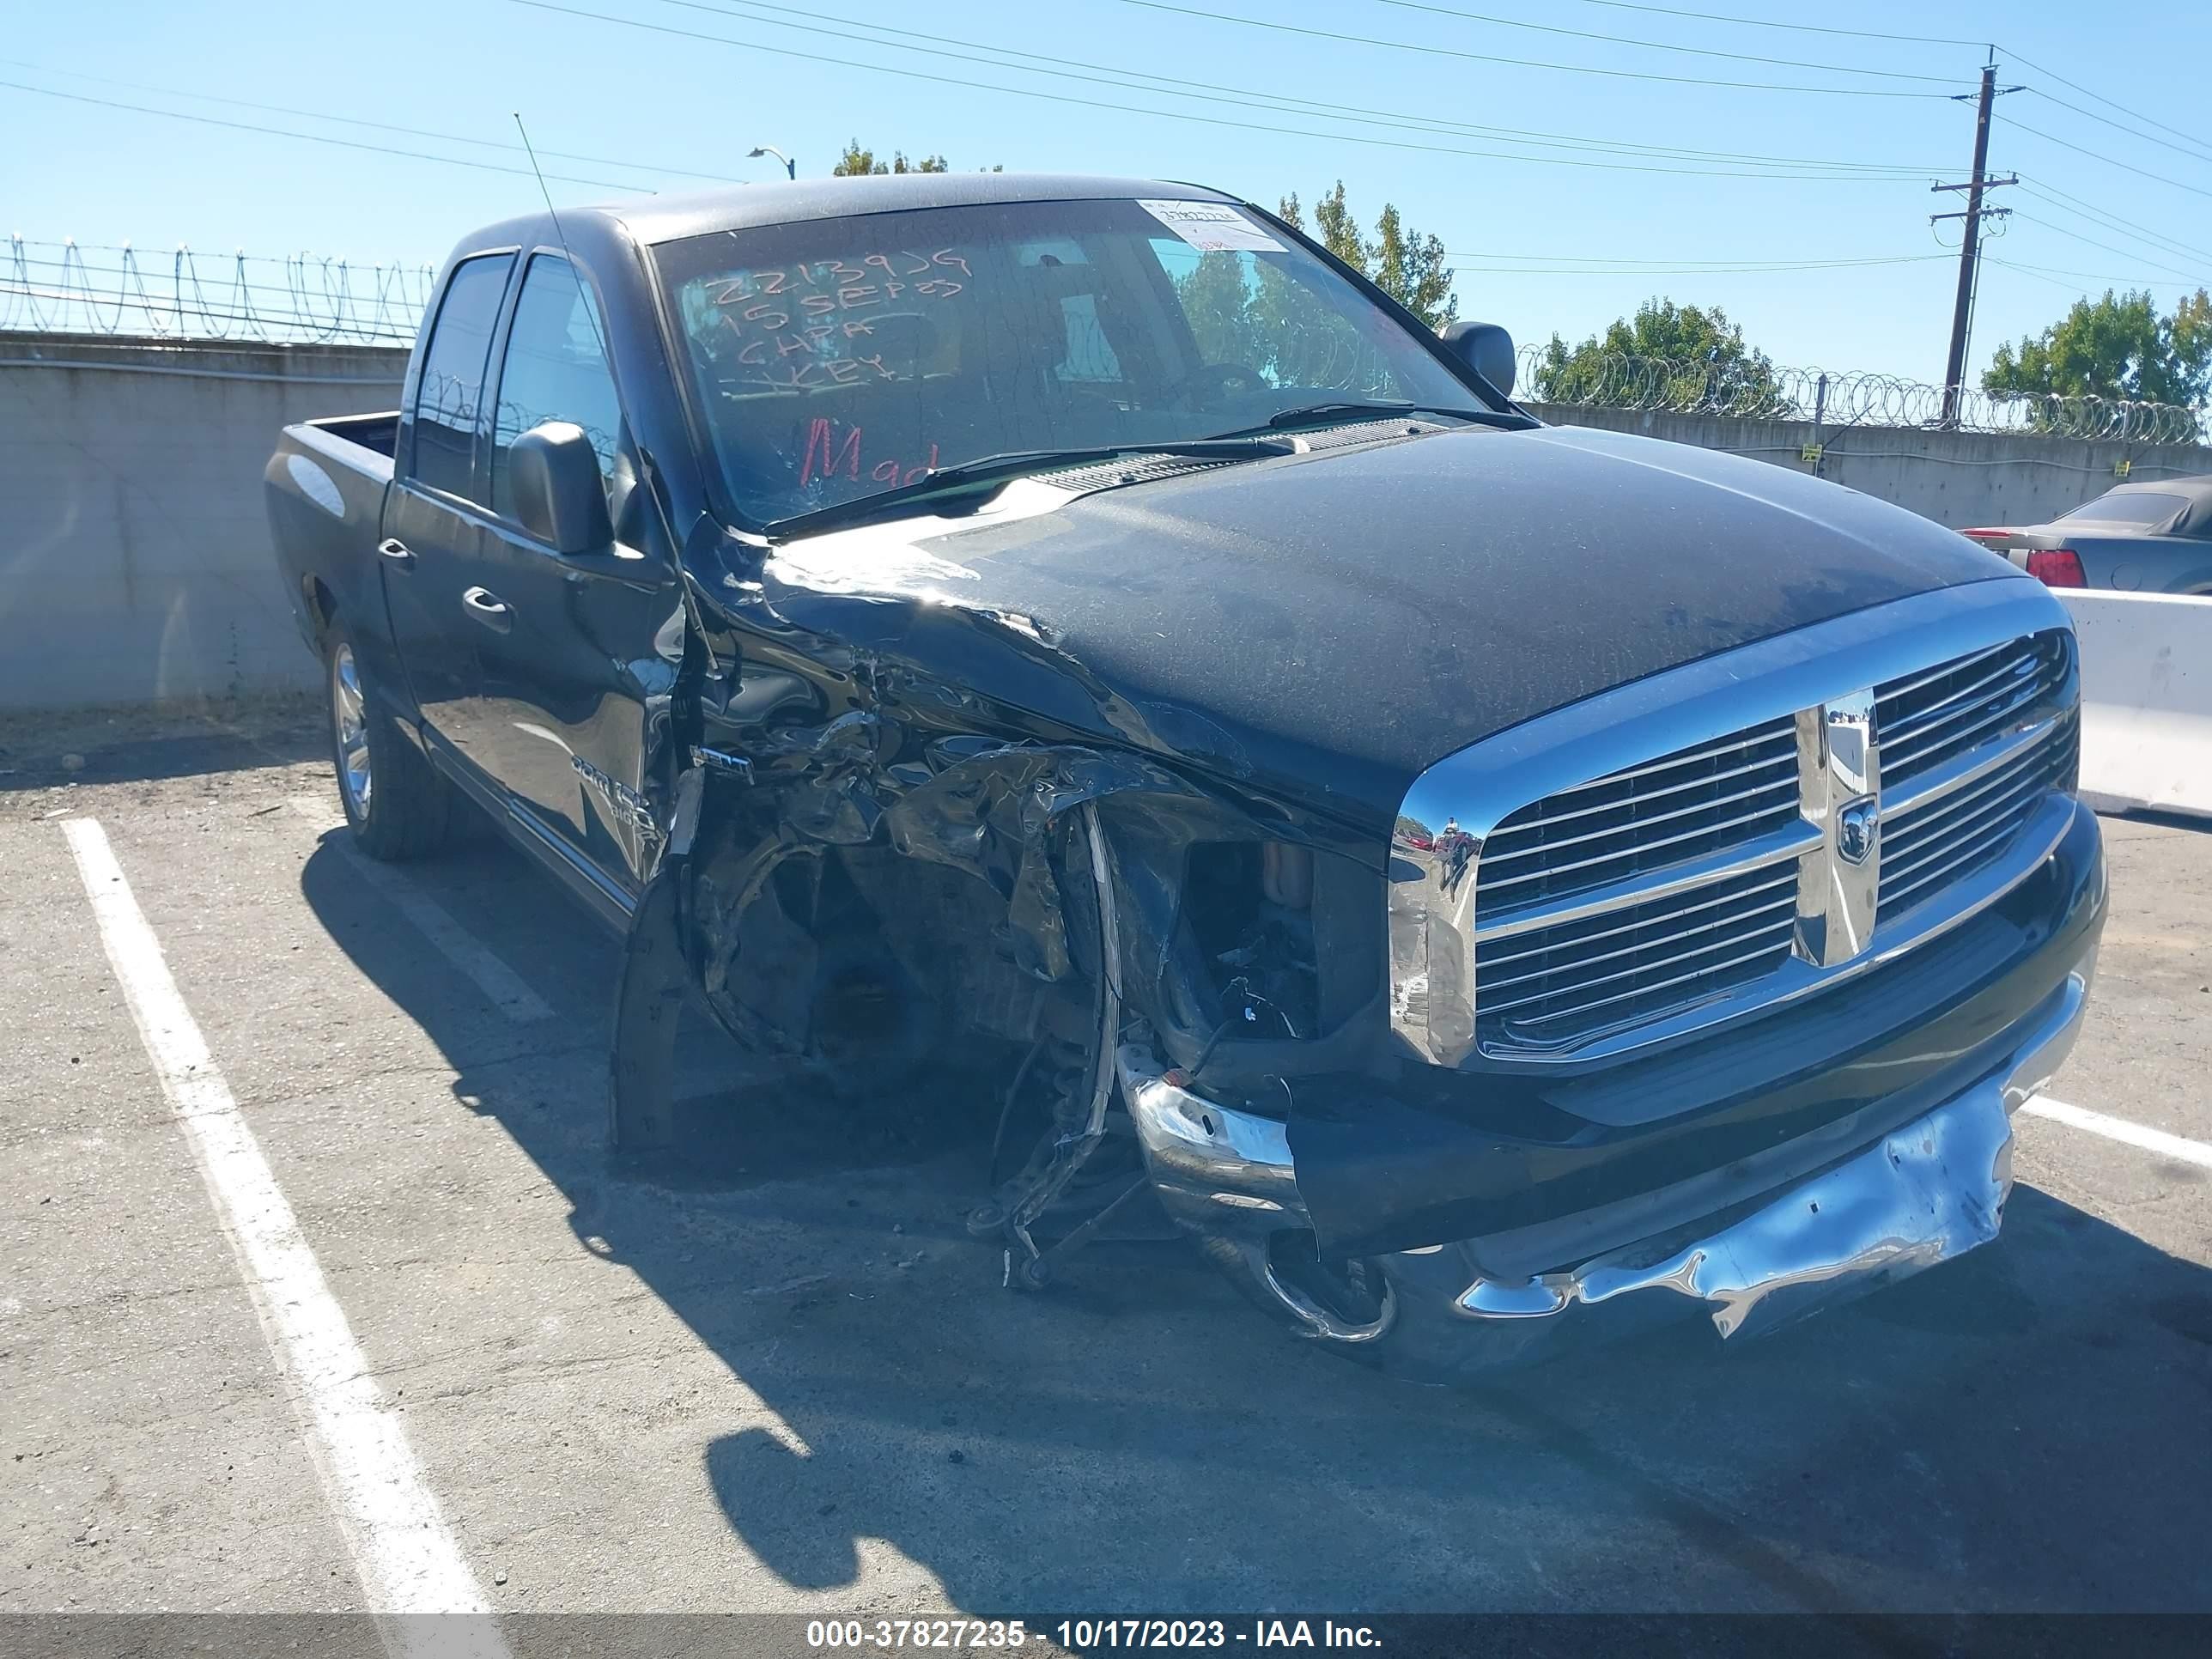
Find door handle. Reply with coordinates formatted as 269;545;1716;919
376;538;416;568
461;586;513;632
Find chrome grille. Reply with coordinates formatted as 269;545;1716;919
1396;591;2085;1066
1474;718;1799;927
1880;711;2078;923
1876;633;2070;789
1475;864;1798;1048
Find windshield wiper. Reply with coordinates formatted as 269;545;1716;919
1224;401;1536;435
771;437;1296;538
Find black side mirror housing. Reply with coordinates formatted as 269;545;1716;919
510;422;614;556
1439;320;1516;399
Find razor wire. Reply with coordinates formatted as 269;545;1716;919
1;237;434;345
9;236;2204;442
1519;344;2209;445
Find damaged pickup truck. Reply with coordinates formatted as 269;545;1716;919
265;173;2104;1377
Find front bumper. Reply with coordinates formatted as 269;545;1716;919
1119;918;2097;1349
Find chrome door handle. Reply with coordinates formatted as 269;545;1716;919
376;538;415;567
461;586;512;632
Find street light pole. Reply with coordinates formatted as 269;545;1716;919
748;145;796;180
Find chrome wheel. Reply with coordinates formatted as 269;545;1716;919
331;642;373;817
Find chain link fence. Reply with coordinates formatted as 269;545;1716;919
1520;344;2209;446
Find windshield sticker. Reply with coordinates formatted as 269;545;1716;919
1136;200;1285;253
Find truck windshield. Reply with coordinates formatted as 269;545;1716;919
652;196;1491;529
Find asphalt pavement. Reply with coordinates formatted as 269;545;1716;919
3;739;2209;1630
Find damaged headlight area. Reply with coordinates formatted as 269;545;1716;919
607;724;1381;1297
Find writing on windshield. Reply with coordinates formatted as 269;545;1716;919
700;250;973;394
655;198;1479;526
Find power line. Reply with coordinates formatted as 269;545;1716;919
660;0;1941;176
0;80;658;192
1114;1;1958;97
1993;113;2212;204
1556;0;1986;48
2000;44;2212;161
1978;252;2207;290
1444;253;1950;274
2014;180;2212;270
2008;212;2209;286
1447;251;1936;266
513;0;1954;176
2019;88;2212;169
1362;0;1963;82
1540;24;2212;197
1981;256;2105;298
0;58;741;183
1981;254;2206;300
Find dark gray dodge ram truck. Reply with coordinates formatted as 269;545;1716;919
266;173;2104;1377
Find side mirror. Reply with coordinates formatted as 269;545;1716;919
510;422;613;555
1439;320;1516;399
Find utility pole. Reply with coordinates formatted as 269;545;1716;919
1932;59;2020;425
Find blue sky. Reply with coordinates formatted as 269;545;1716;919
4;0;2207;383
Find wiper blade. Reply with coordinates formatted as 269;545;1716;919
1226;401;1534;435
771;438;1294;538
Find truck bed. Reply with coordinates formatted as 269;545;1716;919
307;410;401;459
262;411;403;665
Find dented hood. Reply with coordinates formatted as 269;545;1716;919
760;422;2021;836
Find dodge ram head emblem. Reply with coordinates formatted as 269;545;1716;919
1838;796;1881;866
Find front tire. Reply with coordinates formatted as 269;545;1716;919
326;627;451;860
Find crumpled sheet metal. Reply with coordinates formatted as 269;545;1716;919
881;743;1206;984
1455;1082;2015;1340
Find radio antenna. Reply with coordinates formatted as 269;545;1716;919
513;111;610;365
509;110;722;680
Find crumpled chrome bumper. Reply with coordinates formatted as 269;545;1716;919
1118;957;2092;1346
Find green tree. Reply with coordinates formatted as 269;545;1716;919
829;139;1008;176
1534;298;1785;414
1982;288;2212;408
1370;204;1456;337
1279;181;1458;330
1175;251;1263;368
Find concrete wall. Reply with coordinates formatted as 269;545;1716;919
2061;589;2212;820
4;333;2210;712
0;335;408;709
1526;401;2212;531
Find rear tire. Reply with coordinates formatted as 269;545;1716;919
326;625;451;860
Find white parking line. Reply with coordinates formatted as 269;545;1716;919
63;818;509;1656
2023;1095;2212;1170
289;796;554;1023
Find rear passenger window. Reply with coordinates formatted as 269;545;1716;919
410;253;514;500
489;256;621;519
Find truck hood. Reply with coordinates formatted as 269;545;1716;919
750;422;2023;836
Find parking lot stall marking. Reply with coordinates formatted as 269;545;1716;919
2023;1094;2212;1170
62;817;511;1653
287;795;555;1023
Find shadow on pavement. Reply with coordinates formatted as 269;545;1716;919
0;702;324;792
298;829;2212;1615
2110;806;2212;838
